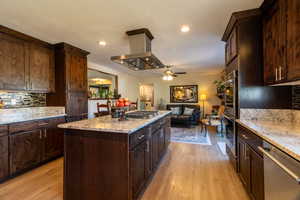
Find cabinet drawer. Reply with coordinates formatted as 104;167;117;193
238;125;263;157
9;121;39;134
130;128;148;149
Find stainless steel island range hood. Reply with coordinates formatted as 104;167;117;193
111;28;165;70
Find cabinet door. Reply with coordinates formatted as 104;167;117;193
151;130;159;169
29;44;55;92
67;53;87;92
0;136;9;180
10;129;42;174
263;0;287;84
238;139;251;191
44;126;64;161
67;91;88;117
230;28;237;61
158;128;165;157
287;0;300;81
250;149;264;200
0;33;28;90
130;140;148;199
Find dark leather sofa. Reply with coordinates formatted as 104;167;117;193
166;104;201;127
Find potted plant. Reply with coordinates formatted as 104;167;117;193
213;80;225;99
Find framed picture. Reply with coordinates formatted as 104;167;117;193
170;85;198;103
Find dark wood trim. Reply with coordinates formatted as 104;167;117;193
54;42;90;55
222;9;262;41
0;25;53;48
126;28;154;40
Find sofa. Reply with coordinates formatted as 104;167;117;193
166;104;201;127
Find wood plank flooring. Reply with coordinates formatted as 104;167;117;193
0;130;249;200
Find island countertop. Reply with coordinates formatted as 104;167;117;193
236;119;300;162
58;110;171;134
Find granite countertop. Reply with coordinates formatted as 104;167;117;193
236;119;300;162
0;107;66;125
58;110;171;134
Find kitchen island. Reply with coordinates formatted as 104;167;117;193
58;111;171;200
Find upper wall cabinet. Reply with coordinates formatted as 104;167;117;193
29;43;55;92
262;0;300;85
0;25;55;92
0;33;28;90
225;28;238;65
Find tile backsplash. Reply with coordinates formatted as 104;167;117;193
0;92;46;108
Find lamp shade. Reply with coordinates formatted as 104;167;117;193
200;94;207;101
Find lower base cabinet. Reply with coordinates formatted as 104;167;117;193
131;140;151;199
237;125;264;200
6;117;65;178
10;130;42;174
0;136;9;180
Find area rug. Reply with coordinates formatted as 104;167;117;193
171;126;211;145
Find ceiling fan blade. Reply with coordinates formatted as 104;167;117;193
174;72;187;75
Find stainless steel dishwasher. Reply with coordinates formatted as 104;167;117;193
259;142;300;200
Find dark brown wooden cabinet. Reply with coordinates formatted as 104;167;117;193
43;119;65;161
68;52;87;92
0;136;9;181
225;28;238;65
64;114;171;200
130;140;150;199
286;0;300;81
237;125;264;200
250;149;264;200
29;44;55;92
263;0;287;84
0;25;55;92
47;43;89;121
238;139;251;191
5;117;65;177
0;33;28;90
262;0;300;84
10;129;42;174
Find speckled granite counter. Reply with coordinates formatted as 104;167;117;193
0;107;66;125
236;119;300;162
58;110;171;134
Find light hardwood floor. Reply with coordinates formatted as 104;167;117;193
0;129;249;200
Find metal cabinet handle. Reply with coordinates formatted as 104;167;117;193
279;66;282;80
39;122;49;127
275;67;278;81
39;131;42;139
138;135;145;140
258;147;300;184
44;130;47;138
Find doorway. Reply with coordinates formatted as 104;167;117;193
139;84;154;110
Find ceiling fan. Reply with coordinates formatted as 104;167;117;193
162;66;187;80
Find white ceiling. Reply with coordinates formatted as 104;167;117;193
0;0;263;77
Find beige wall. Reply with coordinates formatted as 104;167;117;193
88;62;140;102
140;72;222;115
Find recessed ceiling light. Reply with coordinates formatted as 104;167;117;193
99;41;106;46
181;25;190;33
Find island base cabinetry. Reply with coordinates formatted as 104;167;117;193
64;115;171;200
